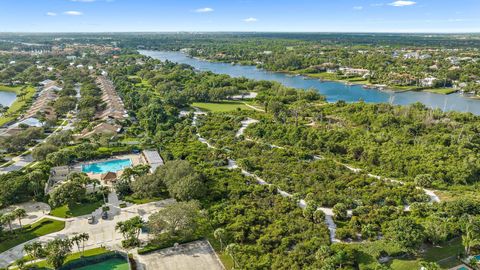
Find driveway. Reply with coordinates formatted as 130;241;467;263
0;199;175;268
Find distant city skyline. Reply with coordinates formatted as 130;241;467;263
1;0;479;33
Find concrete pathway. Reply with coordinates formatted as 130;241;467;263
0;199;175;268
192;113;442;243
0;202;50;230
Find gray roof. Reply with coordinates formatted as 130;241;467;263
143;150;164;172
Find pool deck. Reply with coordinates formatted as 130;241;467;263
76;154;144;181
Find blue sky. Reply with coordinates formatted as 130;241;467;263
1;0;479;32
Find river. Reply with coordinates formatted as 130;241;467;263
140;50;480;115
0;90;16;107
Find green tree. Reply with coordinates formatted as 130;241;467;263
225;243;240;268
13;208;27;228
48;181;86;208
1;212;16;231
23;242;45;260
332;203;348;221
462;218;480;255
45;238;72;269
383;217;425;252
71;233;89;256
115;216;145;248
414;174;434;188
214;228;227;251
148;201;200;237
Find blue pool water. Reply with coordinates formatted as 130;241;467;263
476;255;480;260
82;159;132;174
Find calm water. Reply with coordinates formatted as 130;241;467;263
82;159;132;174
0;91;16;107
140;50;480;115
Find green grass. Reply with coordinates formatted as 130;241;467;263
27;247;110;269
123;195;166;204
50;200;104;218
0;85;36;127
423;88;458;95
0;218;65;253
192;101;253;112
388;238;464;270
206;233;234;269
302;72;340;80
354;238;463;270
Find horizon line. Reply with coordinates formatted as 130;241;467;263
1;31;480;35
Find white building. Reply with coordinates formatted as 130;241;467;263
420;77;437;87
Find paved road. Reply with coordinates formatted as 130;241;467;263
0;199;175;268
0;119;71;174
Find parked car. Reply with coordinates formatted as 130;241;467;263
101;211;108;220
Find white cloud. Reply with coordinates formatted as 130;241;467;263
353;6;364;10
243;17;258;23
195;7;214;13
64;11;83;16
46;12;57;16
389;1;416;7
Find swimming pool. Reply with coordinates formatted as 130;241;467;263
74;258;129;270
82;159;132;174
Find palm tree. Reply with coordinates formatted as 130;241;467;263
13;208;27;228
71;234;82;254
99;186;110;203
115;221;130;241
225;243;240;268
462;218;480;256
1;212;16;231
214;228;226;251
24;242;44;261
78;233;89;256
91;179;100;192
115;217;144;247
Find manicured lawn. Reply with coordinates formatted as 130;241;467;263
192;101;253;112
50;200;104;218
389;258;422;270
423;88;458;95
28;247;110;269
303;72;340;81
123;195;166;204
388;238;464;270
354;238;463;270
0;85;36;127
0;218;65;253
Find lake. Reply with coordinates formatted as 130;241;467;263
0;90;16;107
140;50;480;115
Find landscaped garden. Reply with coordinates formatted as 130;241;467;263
0;218;65;253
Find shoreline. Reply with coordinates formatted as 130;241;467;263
185;53;471;97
